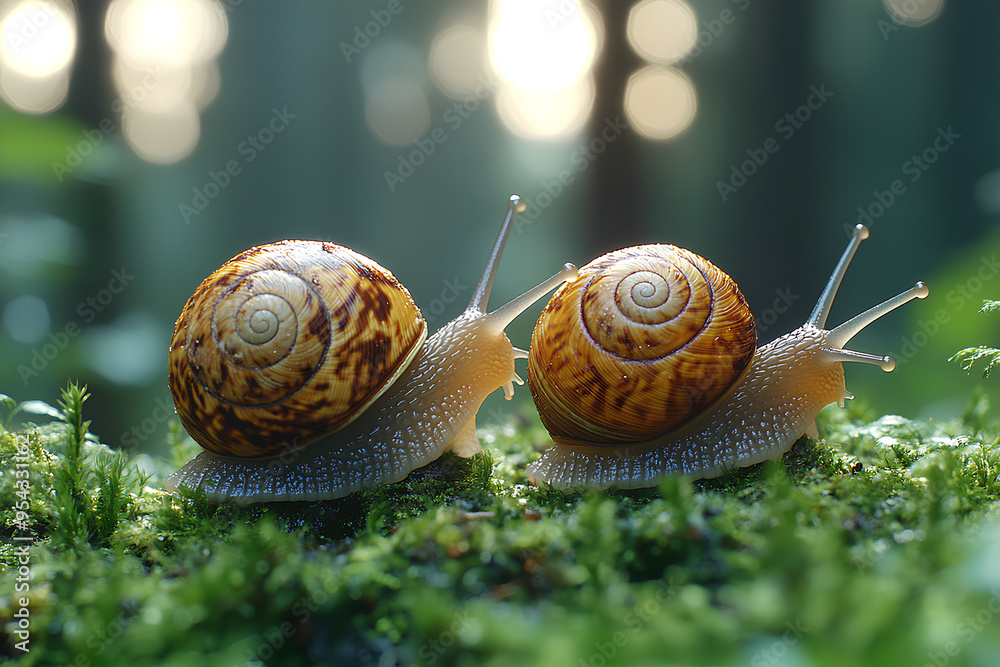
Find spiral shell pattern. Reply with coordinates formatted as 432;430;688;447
169;240;426;457
527;244;756;445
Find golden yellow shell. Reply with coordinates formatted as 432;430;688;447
168;240;427;458
526;244;756;446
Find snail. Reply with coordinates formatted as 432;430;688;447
164;195;577;502
525;224;928;491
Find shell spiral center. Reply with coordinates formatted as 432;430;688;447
585;253;709;362
238;297;283;345
206;268;330;404
622;270;670;311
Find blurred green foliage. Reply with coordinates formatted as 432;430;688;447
0;108;84;184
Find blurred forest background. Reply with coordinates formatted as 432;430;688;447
0;0;998;459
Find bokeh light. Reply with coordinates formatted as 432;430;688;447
365;77;432;146
488;0;600;93
2;294;50;344
488;0;602;140
105;0;227;69
0;0;76;77
0;65;68;112
0;214;83;280
104;0;228;163
113;57;191;113
626;0;697;65
122;101;201;165
624;65;697;140
0;0;76;112
81;312;164;386
429;24;486;101
883;0;945;27
496;76;595;140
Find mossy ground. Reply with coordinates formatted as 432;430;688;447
2;385;1000;667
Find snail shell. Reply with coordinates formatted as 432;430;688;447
527;244;756;446
169;241;427;458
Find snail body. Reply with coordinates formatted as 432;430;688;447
526;225;928;491
165;196;576;502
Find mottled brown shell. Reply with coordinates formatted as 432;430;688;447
527;244;756;445
168;240;427;458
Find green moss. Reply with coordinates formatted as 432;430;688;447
2;382;1000;666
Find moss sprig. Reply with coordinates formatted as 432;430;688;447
2;381;152;552
51;382;92;548
949;300;1000;378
